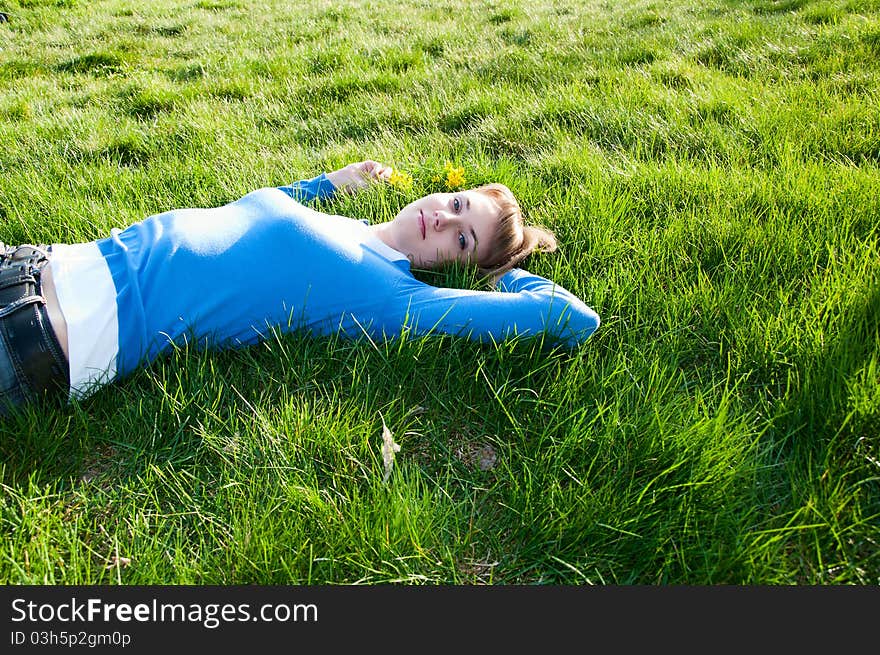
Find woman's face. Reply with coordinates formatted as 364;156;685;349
381;190;502;269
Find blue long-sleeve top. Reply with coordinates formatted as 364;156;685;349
95;174;600;376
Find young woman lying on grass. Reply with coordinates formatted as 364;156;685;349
0;160;600;416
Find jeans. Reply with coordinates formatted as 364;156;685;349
0;326;29;417
0;243;70;417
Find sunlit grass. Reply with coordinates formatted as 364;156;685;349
0;0;878;584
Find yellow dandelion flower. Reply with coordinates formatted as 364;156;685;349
388;169;413;190
443;161;466;189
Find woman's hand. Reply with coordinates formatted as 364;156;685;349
326;160;393;194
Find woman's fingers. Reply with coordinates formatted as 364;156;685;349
359;160;393;182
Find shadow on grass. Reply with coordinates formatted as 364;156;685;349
779;281;880;455
0;328;577;491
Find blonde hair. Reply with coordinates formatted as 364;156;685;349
472;183;558;277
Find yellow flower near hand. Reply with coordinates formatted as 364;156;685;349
443;161;465;189
388;169;413;190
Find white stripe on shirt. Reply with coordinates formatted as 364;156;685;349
49;242;118;400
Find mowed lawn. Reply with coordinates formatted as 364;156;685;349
0;0;878;584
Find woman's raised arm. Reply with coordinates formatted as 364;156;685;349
325;160;393;193
277;160;393;204
394;267;600;350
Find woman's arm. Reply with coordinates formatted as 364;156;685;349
276;173;337;203
277;160;393;204
398;267;600;349
325;160;392;193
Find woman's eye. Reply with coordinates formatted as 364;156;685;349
453;197;461;212
458;232;466;250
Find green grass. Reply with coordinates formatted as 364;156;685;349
1;0;878;584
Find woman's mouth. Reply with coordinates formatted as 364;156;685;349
419;210;425;240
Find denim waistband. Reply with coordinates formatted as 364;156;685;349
0;243;70;409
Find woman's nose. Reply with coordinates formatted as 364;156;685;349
432;211;451;228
